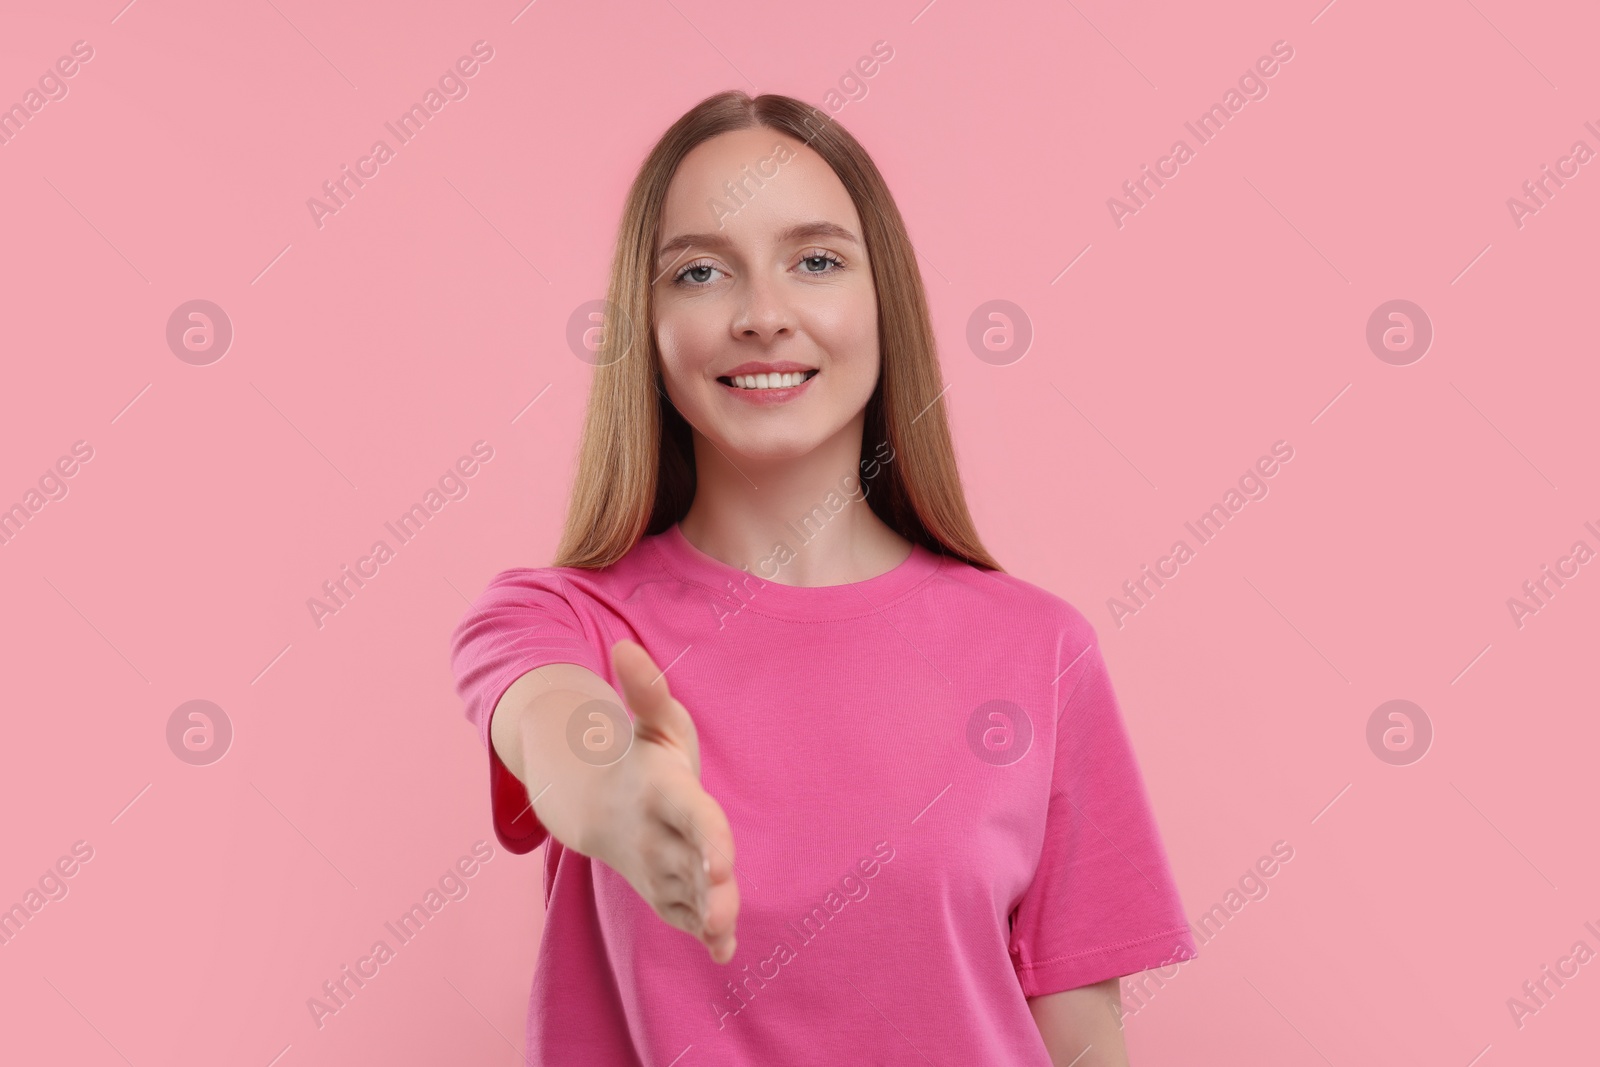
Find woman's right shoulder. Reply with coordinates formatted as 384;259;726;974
449;565;605;670
468;564;595;610
464;533;665;620
469;546;652;608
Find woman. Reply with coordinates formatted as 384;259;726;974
451;89;1195;1065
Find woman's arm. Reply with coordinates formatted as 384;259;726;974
489;661;626;855
488;647;741;962
1027;977;1128;1066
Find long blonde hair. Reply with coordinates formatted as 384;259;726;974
554;89;1001;573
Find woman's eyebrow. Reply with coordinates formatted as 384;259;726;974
655;220;860;263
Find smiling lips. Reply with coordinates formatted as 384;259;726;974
723;369;817;390
716;362;819;403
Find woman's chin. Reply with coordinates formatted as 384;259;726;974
708;433;823;468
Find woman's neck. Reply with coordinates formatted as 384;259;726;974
678;424;911;588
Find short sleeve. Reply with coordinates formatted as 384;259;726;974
1008;641;1197;995
449;569;609;855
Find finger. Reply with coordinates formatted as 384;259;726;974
647;837;715;945
643;776;716;912
610;639;675;725
686;798;737;958
695;794;736;885
612;641;701;763
644;783;736;963
656;786;733;926
639;825;707;916
702;872;740;962
647;770;707;849
656;897;704;939
655;840;709;931
648;761;732;860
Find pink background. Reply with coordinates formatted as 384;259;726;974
2;0;1596;1063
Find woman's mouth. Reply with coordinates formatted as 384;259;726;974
715;368;819;405
717;369;819;390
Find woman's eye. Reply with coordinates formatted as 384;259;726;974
674;261;723;286
799;252;844;274
671;252;843;286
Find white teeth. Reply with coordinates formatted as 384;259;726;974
730;371;812;390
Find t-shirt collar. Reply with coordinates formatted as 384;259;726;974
647;520;943;622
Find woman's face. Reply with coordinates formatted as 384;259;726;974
652;127;879;465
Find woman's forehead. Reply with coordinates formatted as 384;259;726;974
658;129;859;245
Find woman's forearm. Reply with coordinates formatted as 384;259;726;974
1028;977;1130;1066
488;661;622;856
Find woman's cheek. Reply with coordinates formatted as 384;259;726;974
654;328;716;423
807;296;877;365
655;324;697;387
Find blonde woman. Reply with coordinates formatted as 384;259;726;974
451;90;1194;1065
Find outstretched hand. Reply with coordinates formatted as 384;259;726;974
586;639;740;964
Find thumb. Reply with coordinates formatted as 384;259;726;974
610;640;698;753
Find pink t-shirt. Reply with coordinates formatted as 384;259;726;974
450;522;1196;1064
